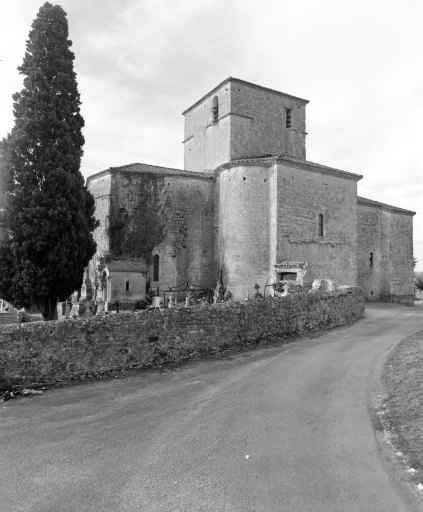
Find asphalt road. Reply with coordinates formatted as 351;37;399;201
2;303;423;512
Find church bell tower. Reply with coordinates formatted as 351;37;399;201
182;77;309;173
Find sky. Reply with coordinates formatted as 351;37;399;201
1;0;422;268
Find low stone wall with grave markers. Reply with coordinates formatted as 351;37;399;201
0;288;364;388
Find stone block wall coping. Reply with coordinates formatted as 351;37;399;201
357;196;416;216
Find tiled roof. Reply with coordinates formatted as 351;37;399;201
106;259;147;273
87;163;213;183
357;196;415;216
276;154;363;182
215;153;363;182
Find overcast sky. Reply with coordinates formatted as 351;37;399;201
1;0;422;268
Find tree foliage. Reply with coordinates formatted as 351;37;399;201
0;2;97;320
0;136;13;211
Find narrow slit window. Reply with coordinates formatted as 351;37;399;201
153;254;159;281
318;214;324;237
125;281;130;291
286;108;292;128
211;96;219;123
369;252;373;267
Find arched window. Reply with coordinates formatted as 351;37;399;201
318;214;324;237
369;252;373;267
125;281;130;291
153;254;159;282
211;96;219;123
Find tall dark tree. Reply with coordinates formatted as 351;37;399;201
0;136;13;249
0;2;97;320
0;135;12;212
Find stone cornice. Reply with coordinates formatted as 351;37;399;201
205;112;253;129
88;157;363;185
357;196;415;216
214;156;276;177
218;112;253;123
182;77;309;116
182;135;194;144
214;154;363;182
276;155;363;182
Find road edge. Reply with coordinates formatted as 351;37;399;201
368;335;423;511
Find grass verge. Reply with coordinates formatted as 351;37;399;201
382;330;423;473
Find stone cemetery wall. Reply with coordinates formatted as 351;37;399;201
0;288;364;388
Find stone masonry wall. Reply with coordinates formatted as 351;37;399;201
388;212;414;303
183;82;232;173
277;163;358;286
357;200;414;304
1;288;364;387
357;204;389;301
86;173;113;292
87;172;112;257
149;174;216;290
108;271;146;303
229;81;307;161
217;165;271;300
96;168;216;295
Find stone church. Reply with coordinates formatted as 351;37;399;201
87;77;415;305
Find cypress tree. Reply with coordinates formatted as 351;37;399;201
0;135;12;213
0;2;97;320
0;136;12;248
